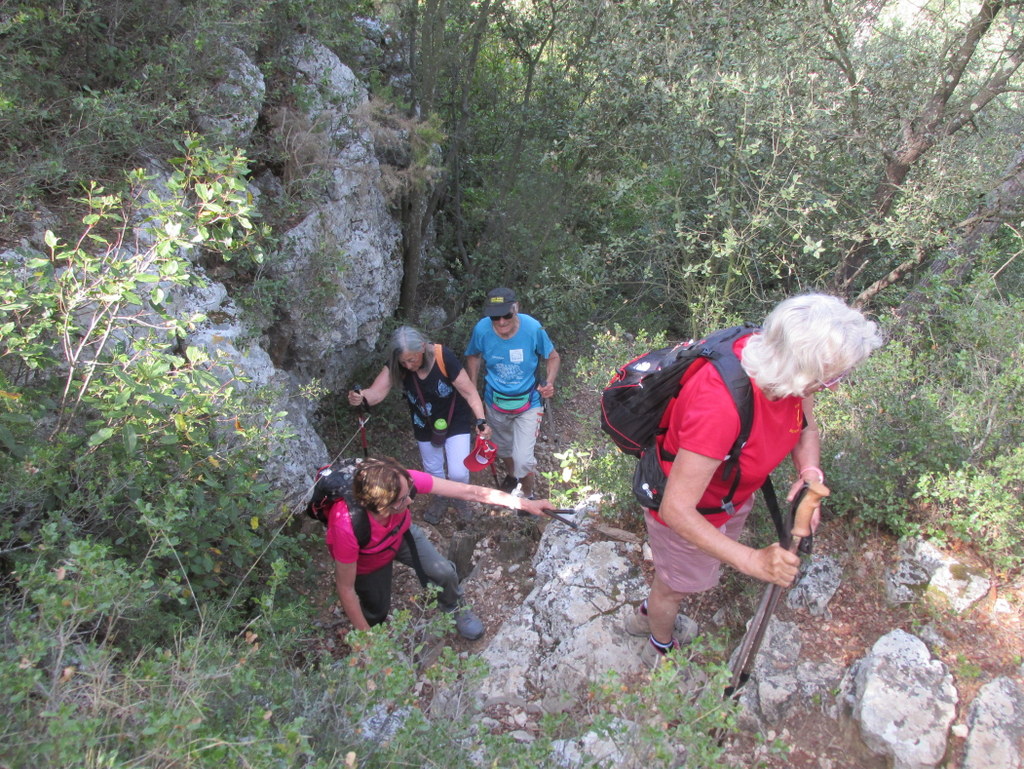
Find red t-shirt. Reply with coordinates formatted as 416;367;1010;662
326;469;434;574
651;336;805;527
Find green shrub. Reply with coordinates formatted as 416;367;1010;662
544;325;665;519
586;634;756;767
0;135;302;626
818;284;1024;570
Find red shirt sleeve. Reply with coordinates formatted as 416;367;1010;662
666;363;741;461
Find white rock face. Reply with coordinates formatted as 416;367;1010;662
193;44;266;145
962;676;1024;769
475;514;650;712
267;36;403;392
841;629;958;769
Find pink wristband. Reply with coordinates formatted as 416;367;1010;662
798;466;825;484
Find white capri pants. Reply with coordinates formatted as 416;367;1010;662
417;431;472;484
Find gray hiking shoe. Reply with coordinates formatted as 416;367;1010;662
423;496;447;525
625;605;699;643
640;637;679;669
624;604;650;636
453;607;484;640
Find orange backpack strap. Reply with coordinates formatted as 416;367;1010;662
434;344;448;379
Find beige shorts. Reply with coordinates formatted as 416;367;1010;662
644;496;754;593
487;404;543;479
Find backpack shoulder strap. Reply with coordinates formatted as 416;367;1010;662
434;344;448;379
657;325;761;514
349;503;371;548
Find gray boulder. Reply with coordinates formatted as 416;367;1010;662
475;510;650;712
962;676;1024;769
840;629;958;769
265;36;403;392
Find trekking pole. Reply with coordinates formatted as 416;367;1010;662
725;481;829;698
538;382;559;444
353;385;372;458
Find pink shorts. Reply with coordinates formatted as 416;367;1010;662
644;497;754;593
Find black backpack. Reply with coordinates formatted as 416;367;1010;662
599;325;762;514
305;458;430;585
305;458;371;546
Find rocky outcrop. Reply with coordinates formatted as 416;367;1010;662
840;629;958;769
260;36;403;392
885;538;990;613
475;507;650;712
962;676;1024;769
192;44;265;146
468;518;1019;769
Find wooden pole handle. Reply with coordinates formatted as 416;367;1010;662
791;481;829;545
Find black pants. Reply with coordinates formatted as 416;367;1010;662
352;524;463;626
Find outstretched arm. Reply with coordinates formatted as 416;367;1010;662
427;476;555;517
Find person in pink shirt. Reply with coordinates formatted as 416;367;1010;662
323;456;555;640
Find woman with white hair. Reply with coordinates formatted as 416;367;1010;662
625;293;883;667
348;326;492;523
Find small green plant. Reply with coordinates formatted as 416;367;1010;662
542;325;670;520
584;634;754;767
953;653;984;681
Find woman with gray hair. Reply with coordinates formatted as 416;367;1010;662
348;326;492;524
624;293;882;667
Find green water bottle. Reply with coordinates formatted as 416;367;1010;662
431;418;448;446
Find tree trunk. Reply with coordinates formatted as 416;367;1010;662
894;146;1024;314
833;0;1024;296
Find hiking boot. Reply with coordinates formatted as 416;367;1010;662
453;607;484;640
500;474;518;493
640;637;679;669
453;498;474;523
624;604;650;636
625;605;699;642
423;496;447;525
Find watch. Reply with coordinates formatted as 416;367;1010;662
476;418;487;429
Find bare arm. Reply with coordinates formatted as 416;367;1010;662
426;476;555;517
464;354;482;387
789;397;821;483
334;560;370;631
537;349;560;399
348;366;391;407
453;369;491;438
787;396;825;526
659;449;800;587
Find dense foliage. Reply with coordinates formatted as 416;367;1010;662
2;0;1024;766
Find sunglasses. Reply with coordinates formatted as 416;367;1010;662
384;492;413;513
491;312;515;321
819;371;849;389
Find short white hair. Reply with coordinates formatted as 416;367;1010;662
741;293;882;398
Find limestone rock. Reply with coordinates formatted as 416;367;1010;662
962;676;1024;769
840;629;958;769
264;35;403;392
787;554;843;618
474;515;649;711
